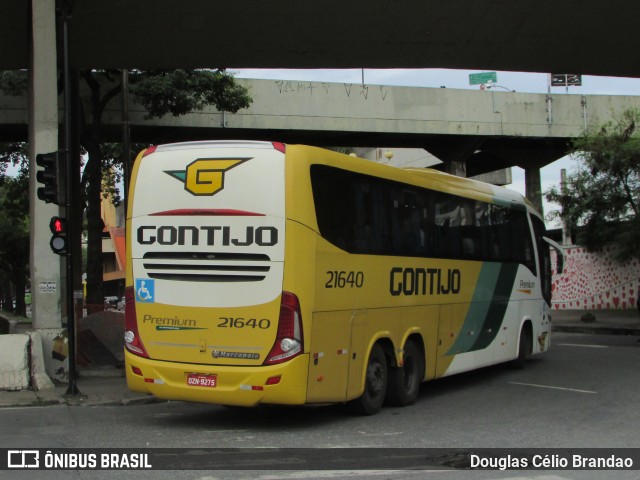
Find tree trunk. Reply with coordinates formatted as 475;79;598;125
0;279;12;313
84;141;104;313
11;264;26;317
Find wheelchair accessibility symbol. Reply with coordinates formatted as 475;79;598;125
135;279;155;303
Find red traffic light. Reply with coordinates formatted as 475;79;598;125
49;217;67;234
49;217;68;255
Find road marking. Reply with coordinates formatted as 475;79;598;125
0;405;64;411
357;431;402;437
495;477;571;480
557;343;608;349
508;382;597;394
203;429;248;434
257;471;447;479
200;472;570;480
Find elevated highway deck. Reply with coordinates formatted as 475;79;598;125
3;78;640;178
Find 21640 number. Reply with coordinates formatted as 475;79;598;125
217;317;271;329
325;271;364;289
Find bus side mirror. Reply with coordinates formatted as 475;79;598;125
543;237;564;274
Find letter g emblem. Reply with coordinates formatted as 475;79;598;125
184;158;247;196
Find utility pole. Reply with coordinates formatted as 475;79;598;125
59;0;80;396
122;69;131;212
560;168;571;246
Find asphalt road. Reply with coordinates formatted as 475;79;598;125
1;332;639;480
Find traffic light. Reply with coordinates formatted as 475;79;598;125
49;216;68;255
36;151;64;205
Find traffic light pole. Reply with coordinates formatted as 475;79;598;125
60;2;79;397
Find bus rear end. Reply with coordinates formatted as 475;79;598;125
124;141;308;406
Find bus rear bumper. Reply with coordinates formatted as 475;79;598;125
125;351;309;407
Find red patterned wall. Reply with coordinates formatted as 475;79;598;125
551;246;640;310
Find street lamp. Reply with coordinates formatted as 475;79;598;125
486;84;515;92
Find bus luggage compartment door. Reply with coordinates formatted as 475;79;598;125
306;311;351;403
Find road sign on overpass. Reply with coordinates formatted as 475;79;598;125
469;72;498;86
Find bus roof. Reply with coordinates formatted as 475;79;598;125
404;167;526;204
140;141;539;217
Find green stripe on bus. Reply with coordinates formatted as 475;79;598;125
472;263;518;350
445;262;518;355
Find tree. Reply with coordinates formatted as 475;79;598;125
131;69;252;119
80;69;252;309
0;143;30;315
546;108;640;261
0;71;27;97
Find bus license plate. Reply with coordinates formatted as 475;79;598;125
187;373;217;388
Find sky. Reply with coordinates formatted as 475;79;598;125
232;68;640;224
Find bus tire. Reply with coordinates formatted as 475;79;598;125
512;324;532;369
386;340;424;407
350;343;388;415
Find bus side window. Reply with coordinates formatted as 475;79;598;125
459;199;478;259
311;165;354;252
521;216;536;272
352;181;371;252
433;195;459;258
476;201;497;260
392;187;425;257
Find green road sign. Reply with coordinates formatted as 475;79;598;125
469;72;497;85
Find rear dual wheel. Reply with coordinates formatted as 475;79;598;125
351;344;388;415
386;340;424;407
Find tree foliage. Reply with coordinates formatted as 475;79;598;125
130;69;252;118
0;143;30;315
0;142;29;177
0;71;28;96
546;108;640;261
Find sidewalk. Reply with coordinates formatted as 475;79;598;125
1;309;638;409
0;368;160;409
551;308;640;336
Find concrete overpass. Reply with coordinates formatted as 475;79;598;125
111;79;640;179
5;77;640;179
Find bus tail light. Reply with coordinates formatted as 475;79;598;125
272;142;286;153
264;292;303;365
124;286;149;358
142;145;157;157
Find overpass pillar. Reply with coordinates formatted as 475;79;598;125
524;166;544;215
28;0;63;332
428;137;485;178
444;159;467;177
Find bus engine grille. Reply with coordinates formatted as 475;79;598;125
141;252;270;282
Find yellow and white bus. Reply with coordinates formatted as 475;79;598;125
125;141;560;414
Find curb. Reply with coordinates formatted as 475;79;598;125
552;325;640;336
60;395;165;408
0;393;164;409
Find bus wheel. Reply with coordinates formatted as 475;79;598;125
512;324;532;369
351;343;388;415
386;340;424;407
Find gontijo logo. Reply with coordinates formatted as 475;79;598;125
164;158;250;196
